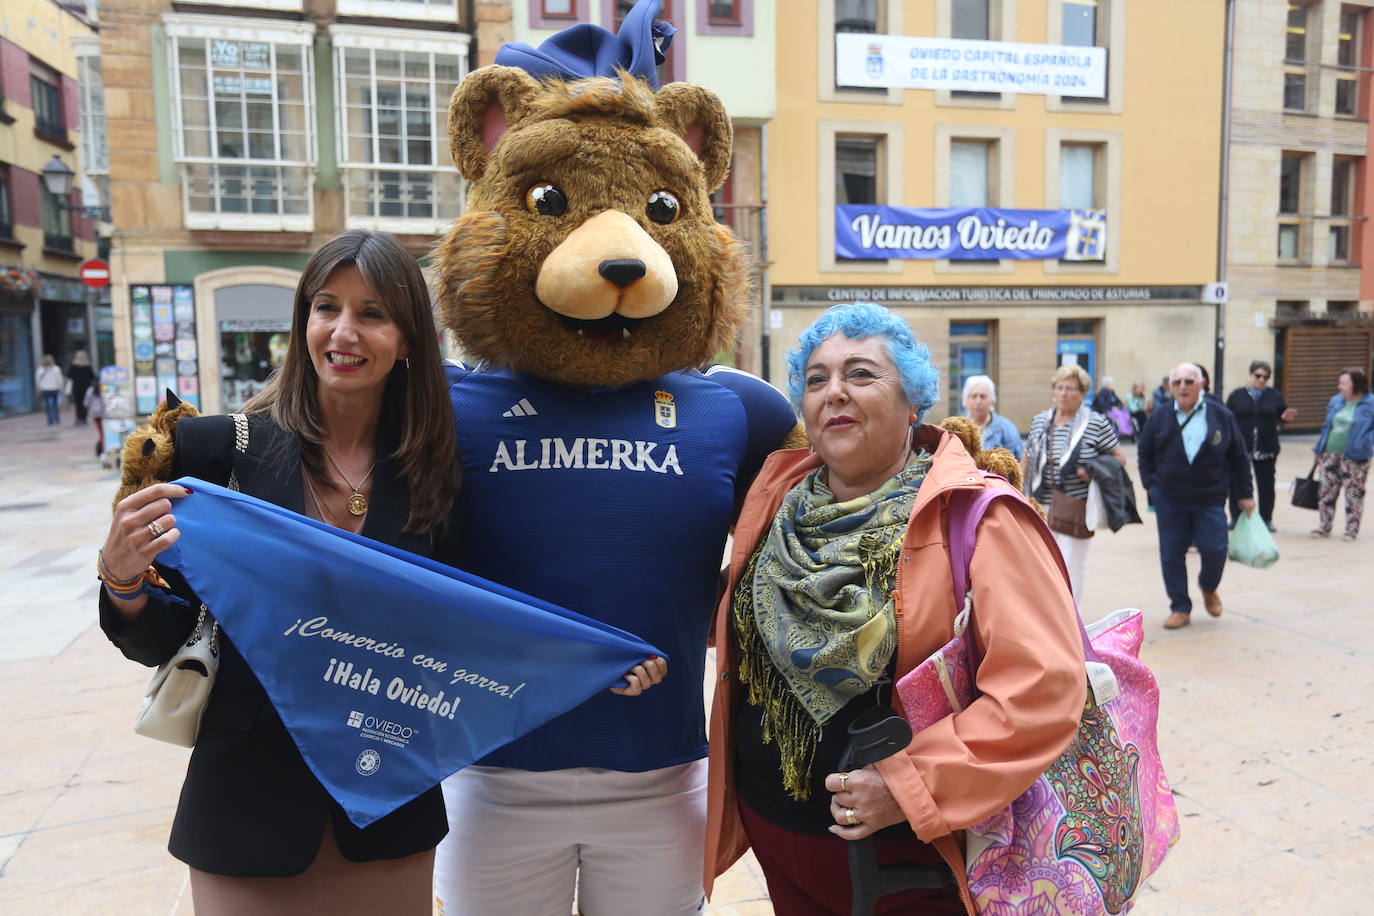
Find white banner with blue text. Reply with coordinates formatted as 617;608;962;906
835;33;1106;98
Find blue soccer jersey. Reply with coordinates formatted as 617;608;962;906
448;364;796;772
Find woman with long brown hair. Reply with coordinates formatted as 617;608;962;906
96;230;457;914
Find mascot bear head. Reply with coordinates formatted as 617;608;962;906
433;0;749;389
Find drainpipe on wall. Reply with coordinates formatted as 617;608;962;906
1215;0;1236;392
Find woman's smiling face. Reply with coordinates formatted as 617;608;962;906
306;265;407;401
801;334;914;499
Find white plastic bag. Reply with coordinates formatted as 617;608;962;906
1085;479;1107;531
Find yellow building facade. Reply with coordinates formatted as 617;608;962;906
765;0;1225;429
0;0;100;416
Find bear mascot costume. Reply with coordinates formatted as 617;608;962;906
428;2;800;912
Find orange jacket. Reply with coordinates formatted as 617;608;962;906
703;426;1087;913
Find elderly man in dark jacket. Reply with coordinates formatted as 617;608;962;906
1138;362;1255;630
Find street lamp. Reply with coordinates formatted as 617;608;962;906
40;155;111;221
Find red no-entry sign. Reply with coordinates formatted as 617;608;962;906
80;259;111;289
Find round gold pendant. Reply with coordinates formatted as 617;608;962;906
347;493;369;516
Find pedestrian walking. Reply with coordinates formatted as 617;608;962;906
1310;367;1374;542
703;303;1084;915
1151;375;1171;413
1127;381;1151;439
960;373;1023;458
96;230;460;914
85;382;106;457
35;355;64;425
67;350;96;424
1225;360;1296;532
1138;362;1254;630
1021;363;1128;604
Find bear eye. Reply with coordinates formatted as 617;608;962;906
646;190;680;225
525;183;568;216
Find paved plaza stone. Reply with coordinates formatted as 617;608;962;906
1;409;1370;914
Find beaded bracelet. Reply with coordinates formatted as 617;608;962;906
97;549;170;600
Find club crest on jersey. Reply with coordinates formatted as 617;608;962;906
654;390;677;429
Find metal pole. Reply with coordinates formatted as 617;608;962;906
30;284;44;413
85;284;98;365
1215;0;1236;393
759;123;771;384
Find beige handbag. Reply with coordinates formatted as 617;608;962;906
133;604;219;747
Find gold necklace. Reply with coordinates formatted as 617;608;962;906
303;474;362;533
322;447;375;516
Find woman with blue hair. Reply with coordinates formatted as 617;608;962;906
703;303;1085;913
961;374;1023;459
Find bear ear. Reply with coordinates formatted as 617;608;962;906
654;83;733;192
448;66;544;181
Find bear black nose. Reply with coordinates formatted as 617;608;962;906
599;259;647;289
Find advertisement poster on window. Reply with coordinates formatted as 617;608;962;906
131;284;200;415
835;205;1107;261
835;33;1106;98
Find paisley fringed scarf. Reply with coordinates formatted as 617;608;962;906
732;453;930;800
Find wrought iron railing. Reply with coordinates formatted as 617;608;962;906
43;232;74;252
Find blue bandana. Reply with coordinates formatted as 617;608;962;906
157;478;661;827
495;0;677;89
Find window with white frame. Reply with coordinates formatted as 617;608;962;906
167;17;316;230
334;27;469;234
76;55;108;177
336;0;459;23
1059;143;1099;209
950;139;992;208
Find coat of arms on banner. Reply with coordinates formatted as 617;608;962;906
1064;209;1108;261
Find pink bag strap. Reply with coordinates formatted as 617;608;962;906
945;481;1100;665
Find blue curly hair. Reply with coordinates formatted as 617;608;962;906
786;302;940;419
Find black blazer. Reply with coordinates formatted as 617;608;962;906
1225;386;1290;457
99;413;448;877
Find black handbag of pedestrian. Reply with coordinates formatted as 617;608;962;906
1291;460;1320;510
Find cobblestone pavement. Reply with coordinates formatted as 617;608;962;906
1;408;1370;914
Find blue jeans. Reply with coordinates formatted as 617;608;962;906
1152;489;1229;615
41;391;61;425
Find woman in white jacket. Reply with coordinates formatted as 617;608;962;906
35;355;65;426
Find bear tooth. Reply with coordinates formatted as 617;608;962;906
621;328;631;339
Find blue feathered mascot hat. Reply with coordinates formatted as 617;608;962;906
495;0;677;89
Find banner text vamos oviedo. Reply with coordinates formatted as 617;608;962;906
284;615;526;720
850;211;1055;256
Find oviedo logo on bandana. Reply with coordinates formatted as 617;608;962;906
157;479;662;828
654;389;677;429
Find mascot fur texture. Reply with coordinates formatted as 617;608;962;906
435;67;756;391
112;392;199;511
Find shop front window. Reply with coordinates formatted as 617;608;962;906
0;307;36;417
219;320;291;412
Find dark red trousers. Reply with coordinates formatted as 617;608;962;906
739;801;965;915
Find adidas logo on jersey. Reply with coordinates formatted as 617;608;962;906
502;398;538;418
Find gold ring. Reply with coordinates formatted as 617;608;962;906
838;772;849;792
845;807;858;826
148;521;164;538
